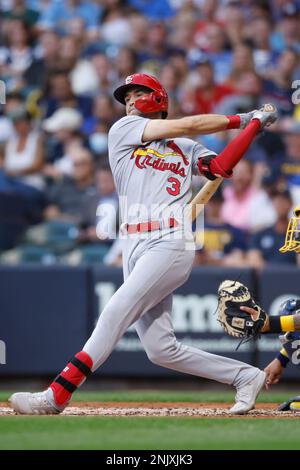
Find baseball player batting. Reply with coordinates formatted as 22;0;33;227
9;73;277;415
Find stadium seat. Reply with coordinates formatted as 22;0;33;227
60;244;110;265
0;245;57;265
25;221;79;253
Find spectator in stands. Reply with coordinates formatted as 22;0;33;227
99;0;131;47
128;0;175;21
0;91;24;144
246;190;298;268
182;58;235;115
79;164;118;243
2;106;44;191
246;17;278;76
221;160;276;233
225;43;256;89
139;21;180;70
42;107;84;180
37;0;101;40
57;35;81;74
83;94;117;137
2;0;40;28
0;19;34;90
83;95;117;158
24;30;60;89
262;48;299;116
128;13;149;57
44;147;95;222
192;0;220;50
194;189;248;267
89;53;114;95
42;70;93;120
271;5;300;53
159;63;183;118
200;23;233;84
217;71;263;116
221;1;246;47
169;9;197;53
279;121;300;203
115;47;138;84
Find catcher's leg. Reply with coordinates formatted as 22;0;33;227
136;298;266;414
278;395;300;411
10;239;193;414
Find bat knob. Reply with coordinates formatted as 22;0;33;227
262;103;276;113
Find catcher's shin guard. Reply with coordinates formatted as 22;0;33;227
50;351;93;407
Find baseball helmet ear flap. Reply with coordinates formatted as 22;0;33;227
113;73;168;118
134;89;168;118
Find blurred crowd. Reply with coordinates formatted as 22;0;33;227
0;0;299;267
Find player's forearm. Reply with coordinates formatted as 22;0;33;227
142;114;241;141
262;314;300;333
182;114;238;135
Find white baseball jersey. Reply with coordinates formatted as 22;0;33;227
108;115;216;224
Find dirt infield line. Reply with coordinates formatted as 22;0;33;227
1;402;299;418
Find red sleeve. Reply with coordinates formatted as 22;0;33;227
198;119;261;178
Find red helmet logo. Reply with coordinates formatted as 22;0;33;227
113;73;168;119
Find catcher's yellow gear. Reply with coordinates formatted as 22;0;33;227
280;205;300;253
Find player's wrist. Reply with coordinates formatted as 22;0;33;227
276;351;289;368
267;315;282;333
261;316;270;333
225;115;241;129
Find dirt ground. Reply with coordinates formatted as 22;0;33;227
0;401;299;417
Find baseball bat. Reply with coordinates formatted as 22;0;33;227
188;177;223;222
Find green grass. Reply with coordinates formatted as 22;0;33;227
0;390;294;403
0;417;300;450
1;390;299;450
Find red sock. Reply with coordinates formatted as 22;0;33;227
50;351;93;407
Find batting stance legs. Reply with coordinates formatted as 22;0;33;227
83;234;261;390
9;234;266;415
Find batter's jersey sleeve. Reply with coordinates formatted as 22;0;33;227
191;141;217;176
108;115;150;151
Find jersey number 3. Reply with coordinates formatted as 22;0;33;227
167;177;181;196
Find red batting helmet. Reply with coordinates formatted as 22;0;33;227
113;73;168;119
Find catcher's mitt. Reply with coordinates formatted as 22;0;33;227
217;280;267;349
